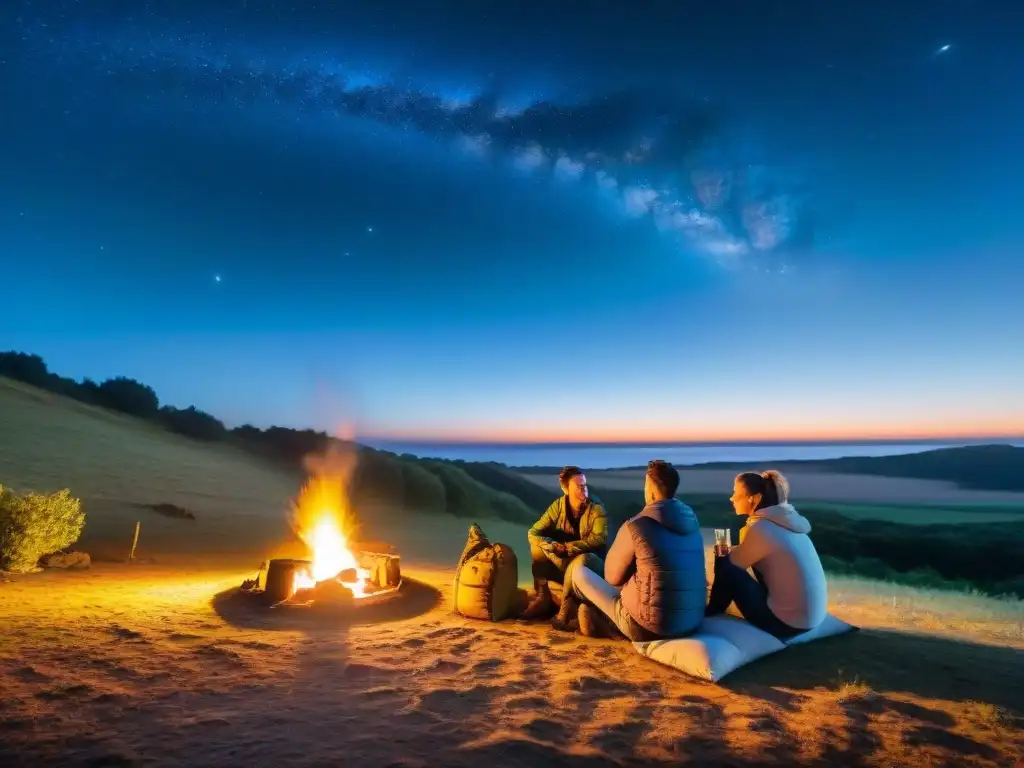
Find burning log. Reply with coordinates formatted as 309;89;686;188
263;558;312;605
240;550;402;607
310;578;355;607
360;551;401;590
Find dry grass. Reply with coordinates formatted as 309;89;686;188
0;377;300;558
1;377;1024;766
828;577;1024;646
2;560;1022;767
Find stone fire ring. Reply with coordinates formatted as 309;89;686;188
239;550;403;610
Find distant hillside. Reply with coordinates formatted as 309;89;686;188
0;358;538;528
4;362;1024;598
689;444;1024;492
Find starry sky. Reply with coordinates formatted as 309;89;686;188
2;0;1022;443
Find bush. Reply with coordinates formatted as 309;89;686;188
98;377;160;417
0;485;85;572
0;351;50;387
159;405;227;441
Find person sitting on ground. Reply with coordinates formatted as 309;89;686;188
562;460;706;640
521;465;608;621
705;470;827;639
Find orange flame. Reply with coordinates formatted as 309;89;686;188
290;452;371;598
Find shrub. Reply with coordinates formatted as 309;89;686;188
0;485;85;572
98;377;160;417
159;405;227;441
0;351;50;387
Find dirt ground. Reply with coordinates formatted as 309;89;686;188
2;551;1022;768
2;378;1023;765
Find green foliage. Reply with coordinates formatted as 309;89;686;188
486;489;536;525
819;555;982;594
0;485;85;573
450;460;552;510
98;377;160;417
351;447;406;507
231;424;332;467
159;405;227;441
420;460;490;516
3;347;1024;597
398;460;447;516
0;352;50;387
411;460;533;524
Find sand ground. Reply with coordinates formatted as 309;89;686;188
2;379;1023;766
2;539;1023;768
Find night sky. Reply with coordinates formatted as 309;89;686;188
2;0;1022;442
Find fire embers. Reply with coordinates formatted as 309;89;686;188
242;550;402;608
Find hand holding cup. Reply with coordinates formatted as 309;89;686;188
713;529;731;558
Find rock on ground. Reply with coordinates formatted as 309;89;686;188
40;551;91;570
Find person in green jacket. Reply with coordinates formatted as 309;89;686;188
522;465;609;621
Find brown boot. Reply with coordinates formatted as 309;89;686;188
551;594;580;632
578;604;617;638
520;581;555;620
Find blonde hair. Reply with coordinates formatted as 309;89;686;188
760;470;789;504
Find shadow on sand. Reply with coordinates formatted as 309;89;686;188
727;628;1024;713
210;577;443;631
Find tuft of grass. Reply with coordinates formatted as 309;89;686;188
965;701;1017;731
831;668;873;702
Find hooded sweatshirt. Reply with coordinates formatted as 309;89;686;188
604;498;706;638
729;504;827;631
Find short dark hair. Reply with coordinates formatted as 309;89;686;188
558;465;584;489
646;460;680;498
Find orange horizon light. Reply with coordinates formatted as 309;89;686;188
361;420;1024;445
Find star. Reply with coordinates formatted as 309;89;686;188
937;44;951;54
214;274;222;283
366;226;374;233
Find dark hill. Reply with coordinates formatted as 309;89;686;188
691;444;1024;492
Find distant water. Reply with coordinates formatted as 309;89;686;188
362;440;1021;470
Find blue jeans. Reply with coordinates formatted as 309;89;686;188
705;555;802;640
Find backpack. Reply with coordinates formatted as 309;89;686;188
452;523;519;622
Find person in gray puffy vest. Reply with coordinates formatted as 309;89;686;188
564;460;706;640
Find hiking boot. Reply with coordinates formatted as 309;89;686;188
578;604;617;639
551;594;580;632
520;583;555;620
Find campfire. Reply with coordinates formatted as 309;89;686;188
239;451;402;607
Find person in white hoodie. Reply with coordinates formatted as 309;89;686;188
706;470;827;638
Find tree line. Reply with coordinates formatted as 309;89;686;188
0;351;536;526
3;350;1023;599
